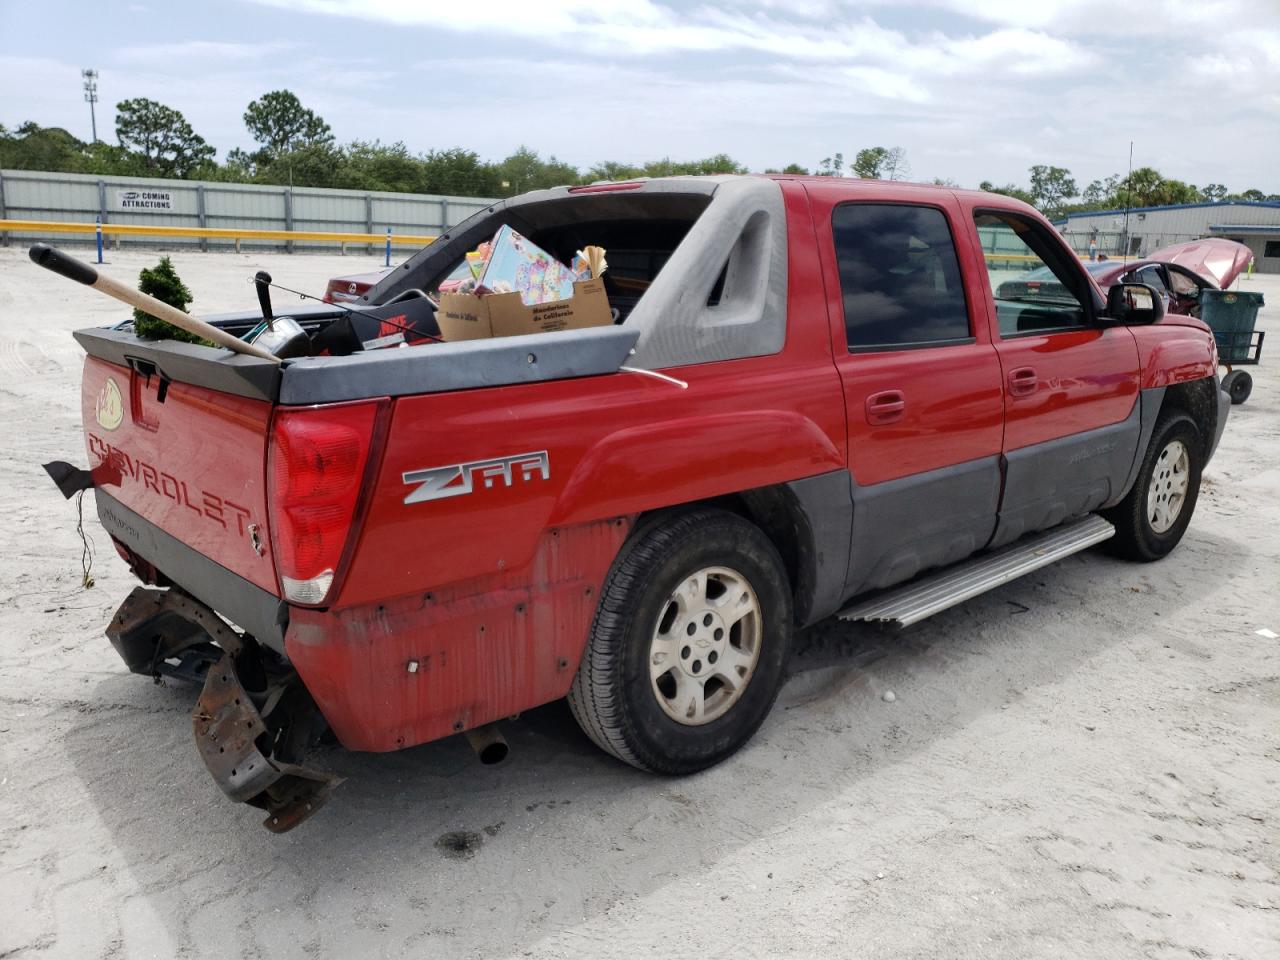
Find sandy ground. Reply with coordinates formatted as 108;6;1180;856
0;246;1276;960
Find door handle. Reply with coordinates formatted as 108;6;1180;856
865;389;906;425
1008;367;1038;397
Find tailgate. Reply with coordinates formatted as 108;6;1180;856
82;355;278;596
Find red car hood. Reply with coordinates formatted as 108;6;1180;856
1145;238;1254;289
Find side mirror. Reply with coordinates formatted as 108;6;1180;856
1105;282;1165;325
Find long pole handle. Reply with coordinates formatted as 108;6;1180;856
29;243;281;364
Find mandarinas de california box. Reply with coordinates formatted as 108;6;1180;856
436;279;614;341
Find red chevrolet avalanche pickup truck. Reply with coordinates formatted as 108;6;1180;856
43;175;1230;830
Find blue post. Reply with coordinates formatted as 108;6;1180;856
384;227;391;268
95;216;104;264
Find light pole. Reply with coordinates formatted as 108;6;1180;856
82;69;99;143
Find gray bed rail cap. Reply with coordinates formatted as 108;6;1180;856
278;325;640;405
73;326;282;401
74;322;639;405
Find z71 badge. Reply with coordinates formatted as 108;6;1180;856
403;450;550;505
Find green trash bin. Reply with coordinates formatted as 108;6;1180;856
1200;289;1265;405
1200;289;1264;364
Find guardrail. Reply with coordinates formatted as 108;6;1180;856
0;218;437;262
983;252;1041;264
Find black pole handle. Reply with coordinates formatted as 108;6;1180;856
29;243;99;286
254;270;274;326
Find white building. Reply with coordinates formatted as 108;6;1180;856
1055;200;1280;274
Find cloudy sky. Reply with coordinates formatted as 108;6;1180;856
2;0;1278;192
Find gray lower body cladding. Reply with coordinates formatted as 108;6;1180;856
1208;379;1230;463
845;456;1002;599
991;395;1145;549
95;490;287;652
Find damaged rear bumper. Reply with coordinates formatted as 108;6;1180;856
193;651;342;832
107;587;341;832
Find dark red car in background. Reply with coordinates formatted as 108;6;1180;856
321;269;389;305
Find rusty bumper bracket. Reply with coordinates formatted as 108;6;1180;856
107;586;241;682
107;587;340;832
193;652;342;833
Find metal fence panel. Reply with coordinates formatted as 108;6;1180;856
0;168;498;251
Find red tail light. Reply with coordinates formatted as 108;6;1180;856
267;400;388;605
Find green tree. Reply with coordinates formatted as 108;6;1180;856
255;141;345;188
420;148;503;197
1199;183;1228;202
1028;164;1078;218
1081;174;1122;207
851;147;886;178
132;257;204;344
817;152;844;177
1109;167;1198;208
0;122;89;171
244;90;333;158
114;98;215;178
587;160;645;181
216;146;259;180
496;146;581;195
640;154;746;177
979;180;1035;205
337;140;425;192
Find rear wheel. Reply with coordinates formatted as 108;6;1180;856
1102;411;1203;561
568;509;792;774
1223;369;1252;405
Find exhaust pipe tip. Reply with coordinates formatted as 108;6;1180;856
464;724;509;765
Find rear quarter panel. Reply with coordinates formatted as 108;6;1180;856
286;180;848;750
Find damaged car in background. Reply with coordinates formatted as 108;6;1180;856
996;237;1254;316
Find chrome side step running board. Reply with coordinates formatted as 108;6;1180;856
836;514;1115;628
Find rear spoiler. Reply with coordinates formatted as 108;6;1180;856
74;324;641;405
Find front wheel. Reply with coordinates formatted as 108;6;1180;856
1102;411;1203;561
568;509;793;775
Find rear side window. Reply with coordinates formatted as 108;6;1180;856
832;203;970;350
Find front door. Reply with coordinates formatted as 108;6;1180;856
809;186;1005;596
966;207;1142;546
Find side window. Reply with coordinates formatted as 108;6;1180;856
1131;265;1168;296
978;212;1090;336
832;203;970;350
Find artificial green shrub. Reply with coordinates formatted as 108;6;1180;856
132;257;206;344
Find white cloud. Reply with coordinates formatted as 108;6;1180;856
114;40;299;64
3;0;1277;193
248;0;1092;77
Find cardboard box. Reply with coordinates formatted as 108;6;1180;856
437;279;613;341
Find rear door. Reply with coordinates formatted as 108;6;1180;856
808;184;1005;596
964;205;1142;546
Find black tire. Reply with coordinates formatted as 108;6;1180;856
568;509;793;775
1102;411;1203;562
1223;369;1253;405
